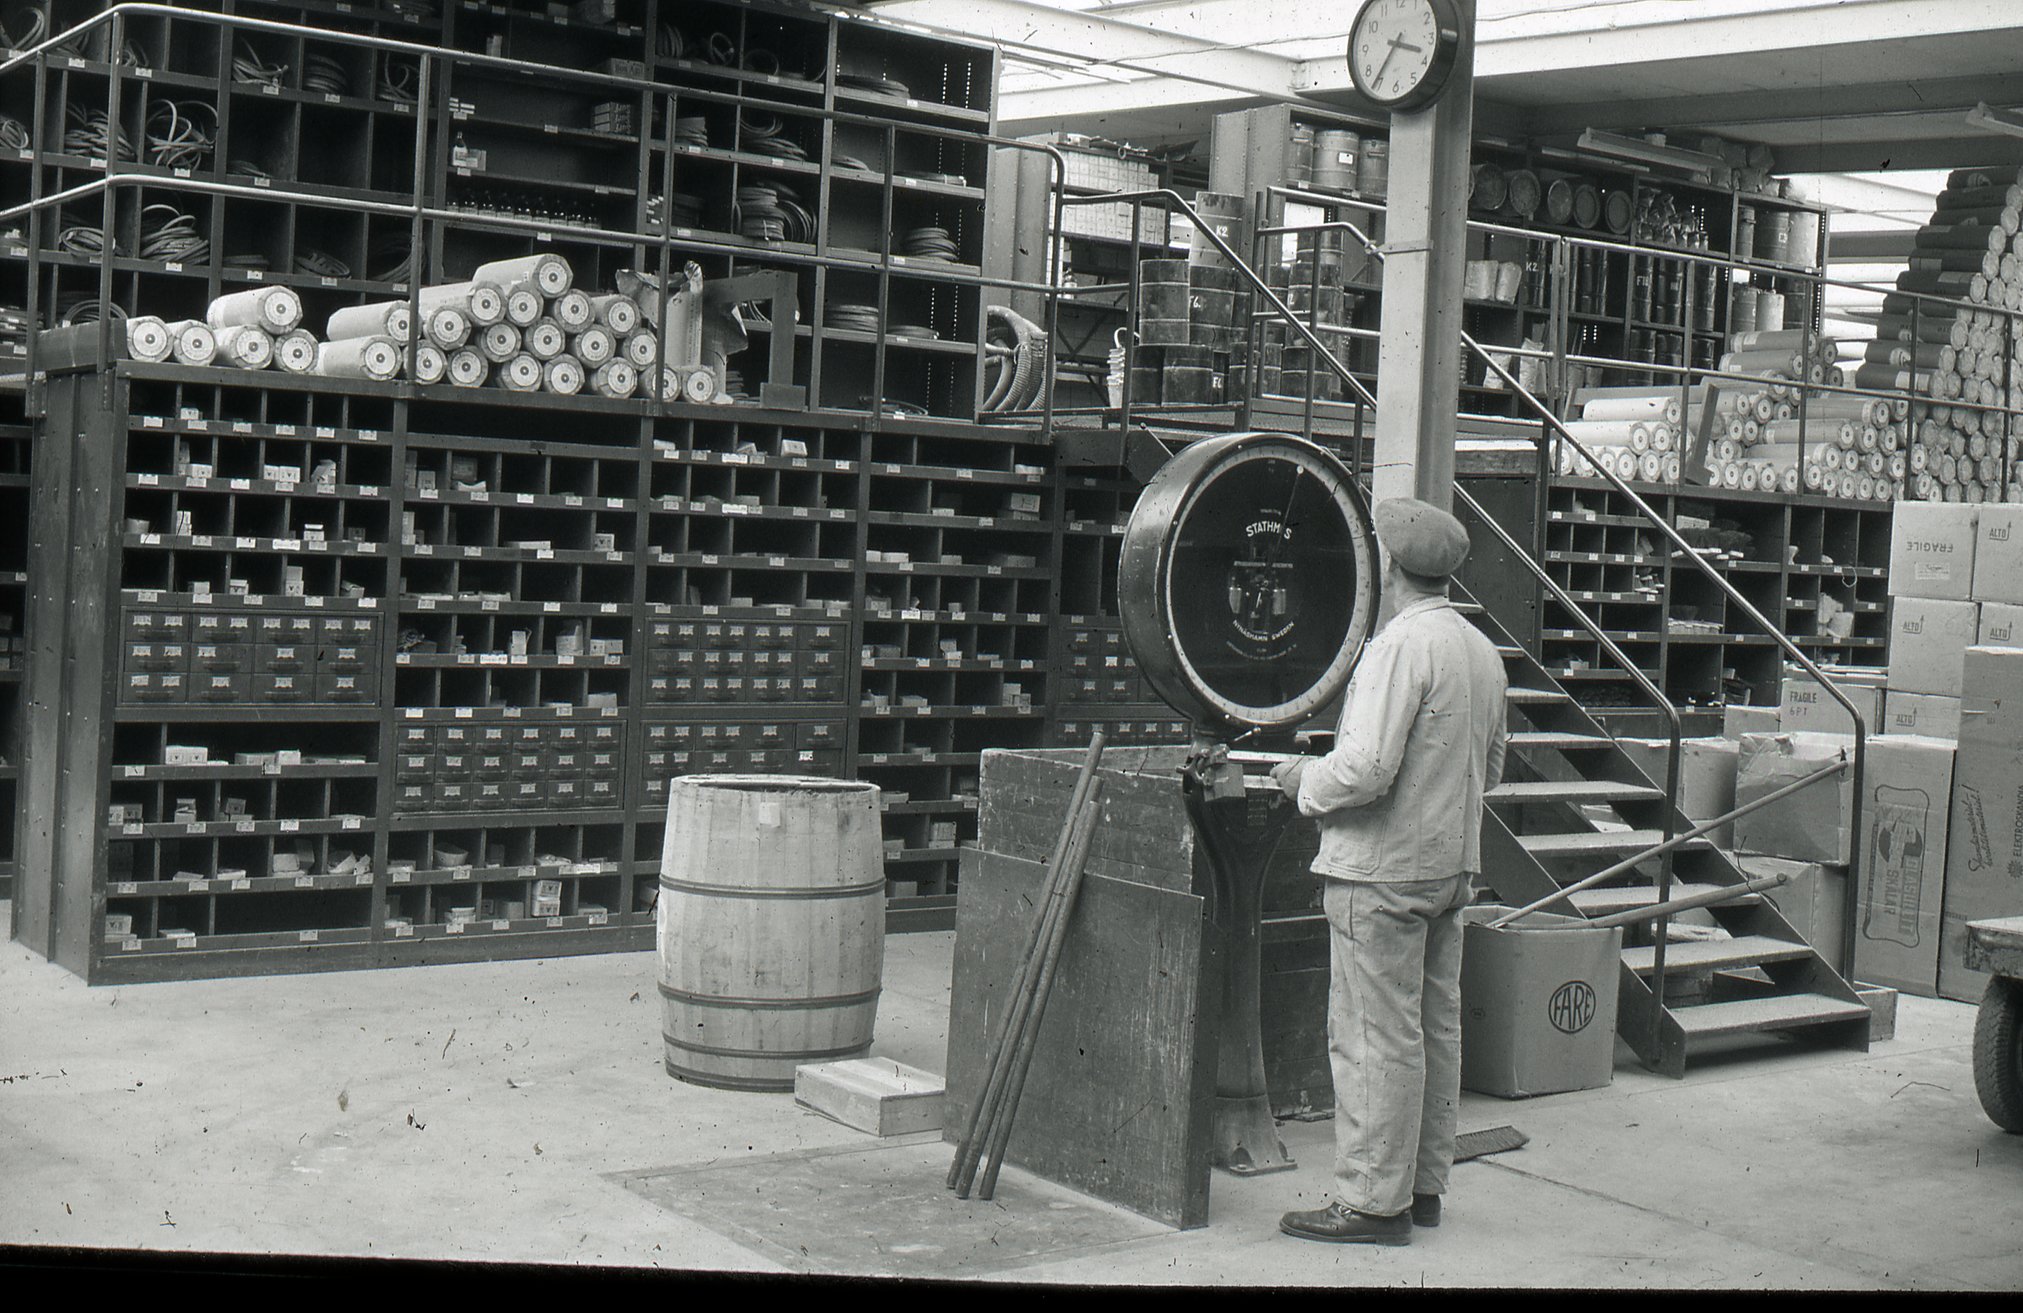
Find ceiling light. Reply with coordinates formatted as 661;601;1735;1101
1575;128;1726;183
1965;102;2023;139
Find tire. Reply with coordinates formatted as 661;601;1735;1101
1972;976;2023;1134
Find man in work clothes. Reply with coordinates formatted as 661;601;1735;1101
1270;496;1508;1245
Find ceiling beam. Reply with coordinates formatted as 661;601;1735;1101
1505;71;2023;138
867;0;1303;101
1756;136;2023;174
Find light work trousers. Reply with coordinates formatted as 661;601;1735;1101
1322;872;1473;1217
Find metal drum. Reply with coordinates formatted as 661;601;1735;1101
1138;259;1194;346
1311;129;1360;194
1471;163;1508;212
1356;138;1391;201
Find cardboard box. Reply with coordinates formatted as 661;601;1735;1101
1938;646;2023;1002
1738;855;1846;969
1614;736;1740;847
1978;601;2023;647
1734;732;1856;865
1888;501;1978;600
1854;734;1957;997
1460;908;1621;1098
1723;703;1781;740
1886;597;1979;696
1884;690;1961;740
1779;667;1887;737
1971;504;2023;604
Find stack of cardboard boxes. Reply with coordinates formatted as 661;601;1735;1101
1713;502;2023;1001
1589;503;2021;1004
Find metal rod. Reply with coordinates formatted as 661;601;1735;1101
947;731;1106;1194
1487;756;1851;928
1583;869;1794;930
976;774;1107;1201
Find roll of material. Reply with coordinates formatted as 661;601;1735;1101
683;367;718;404
645;364;681;402
1853;364;1929;392
327;301;413;344
503;288;543;327
1726;328;1816;353
164;320;218;366
1559;417;1655;446
215;324;274;369
573;324;615;367
1757;419;1854;448
543;354;584;396
1580;395;1681;425
409;342;447;386
314;335;400;381
591;359;637;399
524;319;567;360
125;316;173;363
273;329;319;374
1720;348;1805;376
624;331;660;369
479;321;523;362
472;253;572;299
550;289;593;331
420;281;506;327
447;348;488;388
589;294;641;335
1544;176;1575;226
208;286;303;334
422;305;471;350
496;353;543;391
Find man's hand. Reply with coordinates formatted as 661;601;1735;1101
1269;755;1308;803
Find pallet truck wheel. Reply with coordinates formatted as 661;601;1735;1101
1973;976;2023;1133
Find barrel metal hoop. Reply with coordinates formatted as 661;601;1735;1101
657;980;882;1010
658;875;888;900
662;1034;873;1061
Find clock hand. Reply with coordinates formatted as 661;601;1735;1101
1371;39;1399;88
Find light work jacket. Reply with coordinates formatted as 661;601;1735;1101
1295;595;1509;883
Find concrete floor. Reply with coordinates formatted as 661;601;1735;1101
2;900;2019;1289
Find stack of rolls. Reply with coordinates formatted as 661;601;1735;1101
1886;165;2023;503
308;255;699;399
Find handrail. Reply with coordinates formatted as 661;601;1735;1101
1453;481;1683;936
4;3;1078;431
1324;208;1869;1004
1053;186;1376;472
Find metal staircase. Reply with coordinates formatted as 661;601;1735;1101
1039;186;1879;1077
1453;580;1871;1077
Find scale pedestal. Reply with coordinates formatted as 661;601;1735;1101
1182;742;1300;1175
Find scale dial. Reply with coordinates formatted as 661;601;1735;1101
1348;0;1465;113
1119;433;1379;733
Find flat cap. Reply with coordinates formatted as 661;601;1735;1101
1373;497;1471;578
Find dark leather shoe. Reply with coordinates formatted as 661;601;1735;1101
1411;1193;1440;1228
1279;1201;1412;1245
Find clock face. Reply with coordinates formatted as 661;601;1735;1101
1119;433;1378;732
1349;0;1459;110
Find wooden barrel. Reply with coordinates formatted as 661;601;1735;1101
657;775;884;1091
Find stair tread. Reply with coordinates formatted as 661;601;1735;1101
1671;992;1873;1039
1567;883;1758;914
1494;645;1525;660
1452;601;1485;616
1509;731;1614;751
1623;935;1817;975
1518;828;1710;857
1488;780;1663;803
1505;687;1569;704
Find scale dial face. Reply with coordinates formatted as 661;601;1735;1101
1348;0;1464;112
1119;433;1379;733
